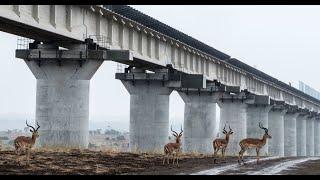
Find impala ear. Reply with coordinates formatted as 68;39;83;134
172;133;177;137
223;131;227;134
30;129;33;133
230;131;233;134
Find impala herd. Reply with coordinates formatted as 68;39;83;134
163;122;271;167
9;120;271;167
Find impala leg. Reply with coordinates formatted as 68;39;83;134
176;155;179;167
15;148;21;165
222;148;226;163
26;148;30;165
238;148;246;165
171;154;175;165
163;156;165;165
213;148;220;164
177;150;180;167
241;148;247;165
238;149;242;164
256;148;260;164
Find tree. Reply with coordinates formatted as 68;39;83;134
116;135;125;141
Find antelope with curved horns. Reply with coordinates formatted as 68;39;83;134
238;122;272;165
14;120;40;165
163;125;183;166
212;124;233;164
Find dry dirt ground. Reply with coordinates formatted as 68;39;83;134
0;150;319;175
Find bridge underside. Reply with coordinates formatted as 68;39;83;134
0;5;319;157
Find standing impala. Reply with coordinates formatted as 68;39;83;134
163;125;183;167
212;124;233;164
238;122;271;165
14;120;40;165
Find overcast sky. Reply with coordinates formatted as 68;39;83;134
1;5;320;131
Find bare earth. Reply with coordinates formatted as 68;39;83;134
0;150;318;175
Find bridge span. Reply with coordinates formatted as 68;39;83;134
0;5;319;156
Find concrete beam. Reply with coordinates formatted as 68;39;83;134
116;69;208;89
251;95;270;105
219;92;254;104
105;49;133;61
16;49;107;61
16;41;134;63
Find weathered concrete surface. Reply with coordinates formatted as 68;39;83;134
268;108;286;157
314;118;320;156
219;101;247;155
246;105;271;156
284;113;299;156
178;92;219;153
296;115;307;156
122;80;173;153
25;59;103;148
306;117;315;156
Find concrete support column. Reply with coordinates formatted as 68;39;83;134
296;115;307;156
284;112;299;156
314;117;320;156
306;116;315;156
246;105;271;156
25;59;103;148
178;92;219;153
121;80;173;153
268;108;286;157
219;101;247;155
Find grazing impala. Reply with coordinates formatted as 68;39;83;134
163;125;183;167
14;120;40;165
238;122;271;165
213;124;233;164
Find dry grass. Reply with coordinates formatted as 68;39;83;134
0;148;231;175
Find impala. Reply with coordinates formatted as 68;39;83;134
212;124;233;164
14;120;40;165
163;125;183;167
238;122;271;165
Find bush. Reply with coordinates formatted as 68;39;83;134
0;136;9;140
89;143;97;148
104;129;121;136
116;135;125;141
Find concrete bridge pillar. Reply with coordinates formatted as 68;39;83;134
284;112;299;156
24;57;103;149
219;100;247;155
296;114;307;156
306;116;315;156
178;91;220;153
268;108;287;157
246;105;272;156
120;70;173;153
314;116;320;156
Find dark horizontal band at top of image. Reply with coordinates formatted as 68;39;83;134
0;0;319;5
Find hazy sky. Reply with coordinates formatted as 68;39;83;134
1;5;320;131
